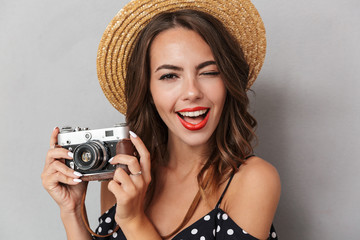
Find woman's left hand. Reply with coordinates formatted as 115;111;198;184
107;131;152;226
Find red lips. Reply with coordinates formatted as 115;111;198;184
176;107;210;131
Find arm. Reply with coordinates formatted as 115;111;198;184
107;132;162;240
61;207;92;240
224;156;281;240
41;127;92;240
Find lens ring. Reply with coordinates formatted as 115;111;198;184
73;140;108;171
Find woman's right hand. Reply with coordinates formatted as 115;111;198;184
41;127;88;214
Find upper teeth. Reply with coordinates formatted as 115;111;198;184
178;109;207;117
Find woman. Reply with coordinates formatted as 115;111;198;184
42;1;280;239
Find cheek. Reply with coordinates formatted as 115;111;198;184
150;81;173;115
206;80;227;107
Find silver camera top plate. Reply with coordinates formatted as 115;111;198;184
57;124;129;146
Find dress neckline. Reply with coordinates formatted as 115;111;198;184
170;207;219;239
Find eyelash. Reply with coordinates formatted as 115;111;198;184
159;73;178;80
159;71;220;80
201;71;220;76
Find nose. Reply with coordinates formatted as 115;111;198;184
181;76;203;101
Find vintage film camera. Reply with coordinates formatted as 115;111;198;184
57;123;137;181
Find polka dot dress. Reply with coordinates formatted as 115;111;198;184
94;205;277;240
93;161;278;240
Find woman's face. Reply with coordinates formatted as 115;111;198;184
149;27;226;147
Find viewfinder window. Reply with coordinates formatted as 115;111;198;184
105;130;114;137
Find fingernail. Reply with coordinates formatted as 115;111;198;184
129;131;137;138
53;127;58;131
108;157;114;163
73;178;82;183
74;171;83;177
68;152;74;158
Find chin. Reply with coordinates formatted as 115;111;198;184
177;130;214;148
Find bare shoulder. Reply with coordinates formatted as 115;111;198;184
223;156;281;239
236;156;280;191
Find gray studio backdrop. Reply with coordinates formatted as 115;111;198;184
0;0;359;239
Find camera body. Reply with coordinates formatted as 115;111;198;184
58;123;136;181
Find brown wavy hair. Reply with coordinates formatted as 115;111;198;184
125;10;257;237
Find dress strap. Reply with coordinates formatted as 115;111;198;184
215;155;255;208
215;173;235;208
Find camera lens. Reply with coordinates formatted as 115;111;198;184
81;151;92;162
73;140;108;171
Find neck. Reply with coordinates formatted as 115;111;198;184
165;134;209;177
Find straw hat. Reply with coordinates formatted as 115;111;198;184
97;0;266;115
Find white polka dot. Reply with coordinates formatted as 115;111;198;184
191;228;198;235
242;229;248;234
213;229;216;236
227;229;234;235
216;225;221;232
112;232;118;238
222;213;228;220
217;212;221;219
204;215;211;221
108;229;113;234
200;236;205;240
98;227;102;233
272;232;277;238
105;217;112;223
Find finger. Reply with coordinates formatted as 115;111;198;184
42;164;82;190
46;160;82;179
128;131;151;184
108;180;129;205
109;168;145;206
45;171;82;188
109;156;145;191
112;167;138;194
47;148;73;160
109;154;141;175
45;148;73;167
49;127;59;148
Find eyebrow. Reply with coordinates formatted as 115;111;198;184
196;60;217;70
155;64;183;72
155;60;217;72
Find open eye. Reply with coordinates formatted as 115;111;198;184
159;73;178;80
